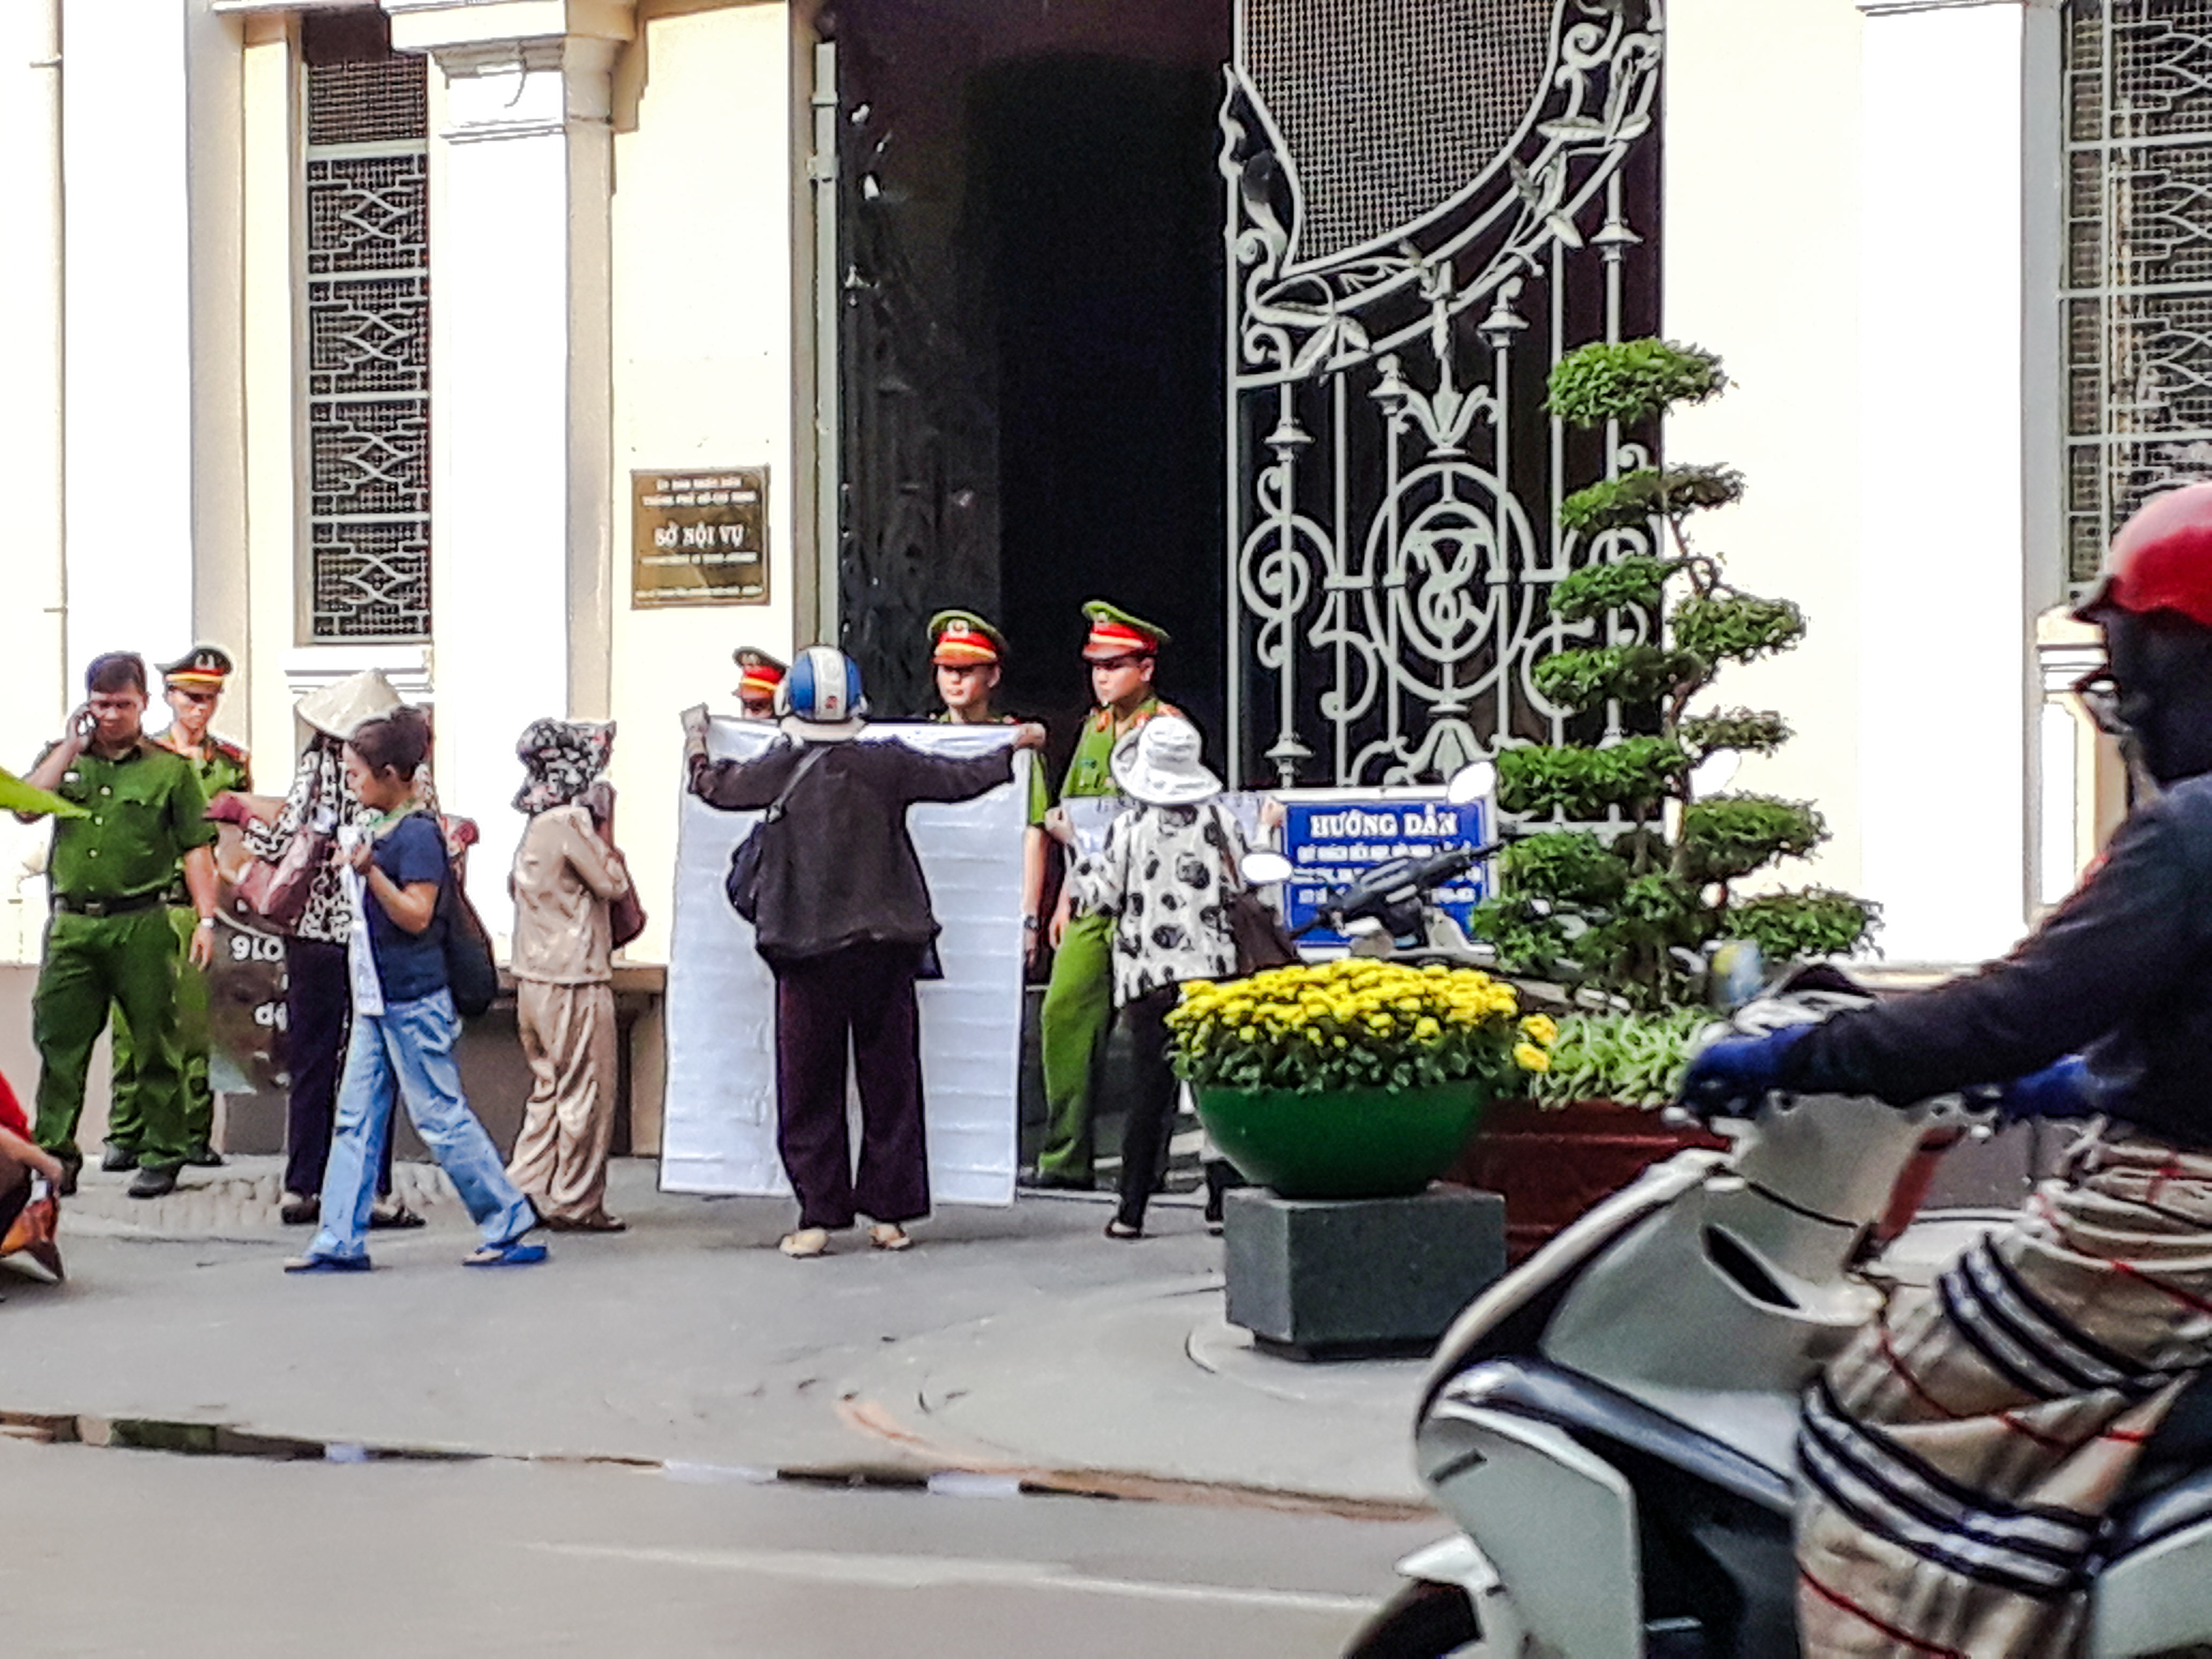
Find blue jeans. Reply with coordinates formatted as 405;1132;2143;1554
309;988;536;1262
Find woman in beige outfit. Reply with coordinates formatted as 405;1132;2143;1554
506;719;632;1231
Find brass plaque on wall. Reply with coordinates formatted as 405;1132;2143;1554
632;467;770;607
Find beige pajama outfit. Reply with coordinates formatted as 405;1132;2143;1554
505;804;631;1225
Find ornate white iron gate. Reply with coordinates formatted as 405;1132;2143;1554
1223;0;1663;785
2064;0;2212;587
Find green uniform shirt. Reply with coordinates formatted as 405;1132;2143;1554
168;733;252;801
156;732;250;902
1057;696;1177;802
931;711;1053;824
46;739;217;902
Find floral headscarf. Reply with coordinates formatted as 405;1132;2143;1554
514;718;614;816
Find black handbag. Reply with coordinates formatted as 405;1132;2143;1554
724;749;827;924
438;866;500;1018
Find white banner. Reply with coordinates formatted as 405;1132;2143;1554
660;718;1029;1207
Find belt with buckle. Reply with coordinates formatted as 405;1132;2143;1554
54;890;165;919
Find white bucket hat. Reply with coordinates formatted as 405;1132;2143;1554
1110;715;1221;806
296;669;402;740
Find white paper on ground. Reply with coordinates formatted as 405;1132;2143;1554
660;718;1029;1206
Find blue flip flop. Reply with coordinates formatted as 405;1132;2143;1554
463;1239;548;1268
283;1253;371;1274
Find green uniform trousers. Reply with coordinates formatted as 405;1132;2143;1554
1038;911;1116;1182
33;907;190;1171
109;906;212;1157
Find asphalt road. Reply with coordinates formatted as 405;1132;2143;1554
0;1436;1432;1658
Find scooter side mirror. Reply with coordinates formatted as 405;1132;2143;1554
1444;760;1498;805
1239;849;1294;886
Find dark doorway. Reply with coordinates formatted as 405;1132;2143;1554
834;0;1232;753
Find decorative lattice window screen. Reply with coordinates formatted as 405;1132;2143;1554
303;44;431;639
2064;1;2212;584
1244;0;1554;265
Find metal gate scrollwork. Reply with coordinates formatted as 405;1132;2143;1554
1224;0;1664;785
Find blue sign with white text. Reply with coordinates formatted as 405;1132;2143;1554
1279;794;1491;949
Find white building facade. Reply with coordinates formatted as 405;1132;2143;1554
0;0;2175;1111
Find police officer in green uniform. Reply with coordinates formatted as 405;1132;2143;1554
17;652;220;1198
107;646;252;1172
925;612;1053;946
1031;602;1178;1189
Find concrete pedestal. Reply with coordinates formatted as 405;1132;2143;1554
1222;1186;1507;1363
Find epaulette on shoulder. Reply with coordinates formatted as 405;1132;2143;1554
211;735;250;764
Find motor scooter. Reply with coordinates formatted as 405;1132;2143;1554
1346;969;2212;1658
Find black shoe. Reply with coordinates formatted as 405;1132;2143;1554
368;1198;426;1230
54;1161;79;1199
183;1144;226;1169
100;1142;138;1174
127;1165;180;1199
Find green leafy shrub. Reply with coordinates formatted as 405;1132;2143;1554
1679;796;1826;884
1723;888;1883;963
1544;339;1725;429
1532;645;1704;712
1551;556;1684;622
1528;1008;1712;1109
1677;708;1791;758
1469;337;1877;1011
1672;595;1806;664
1559;466;1745;535
1497;738;1688;820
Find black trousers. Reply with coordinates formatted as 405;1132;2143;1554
772;943;930;1231
283;937;392;1199
1116;985;1182;1231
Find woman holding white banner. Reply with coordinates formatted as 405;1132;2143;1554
685;647;1047;1258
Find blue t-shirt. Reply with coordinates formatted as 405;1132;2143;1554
366;812;449;1004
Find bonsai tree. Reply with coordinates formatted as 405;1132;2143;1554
1470;338;1878;1008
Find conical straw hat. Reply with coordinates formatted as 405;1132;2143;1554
296;669;402;740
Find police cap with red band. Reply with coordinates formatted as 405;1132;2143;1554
2077;482;2212;630
1080;600;1170;663
733;647;788;700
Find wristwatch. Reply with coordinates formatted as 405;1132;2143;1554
196;916;216;930
1021;916;1040;932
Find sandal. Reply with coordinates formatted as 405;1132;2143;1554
868;1223;913;1252
545;1212;627;1234
283;1253;371;1274
369;1199;427;1231
463;1238;548;1268
779;1227;831;1259
1104;1219;1144;1241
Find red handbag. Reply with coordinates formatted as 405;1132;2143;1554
610;874;647;952
232;821;332;934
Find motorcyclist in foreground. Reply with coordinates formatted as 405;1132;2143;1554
1682;482;2212;1657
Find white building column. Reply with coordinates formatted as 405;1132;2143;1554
384;0;631;933
58;0;244;689
1855;0;2056;965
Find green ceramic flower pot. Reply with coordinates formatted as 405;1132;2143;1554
1194;1079;1491;1200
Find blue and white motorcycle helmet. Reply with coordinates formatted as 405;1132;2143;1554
776;645;870;739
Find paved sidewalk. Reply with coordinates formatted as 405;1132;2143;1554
2;1157;1434;1516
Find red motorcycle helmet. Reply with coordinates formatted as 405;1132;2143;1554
2076;482;2212;628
